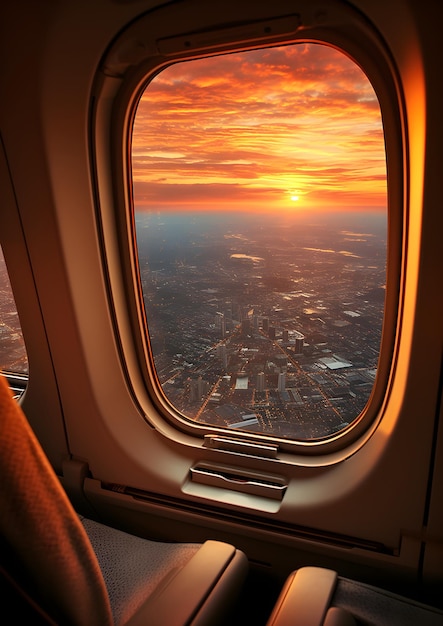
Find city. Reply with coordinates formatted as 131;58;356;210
137;209;386;440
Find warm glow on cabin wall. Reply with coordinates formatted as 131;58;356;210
132;43;387;213
376;39;426;441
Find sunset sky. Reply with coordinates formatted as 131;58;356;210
132;43;386;213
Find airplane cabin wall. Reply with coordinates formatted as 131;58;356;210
0;0;442;598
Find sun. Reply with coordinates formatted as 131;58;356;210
284;191;305;210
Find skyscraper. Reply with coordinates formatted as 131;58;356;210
215;312;226;338
294;331;305;354
217;344;228;369
256;371;265;392
277;371;286;393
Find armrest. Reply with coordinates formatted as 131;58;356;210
324;607;356;626
126;540;248;626
266;567;339;626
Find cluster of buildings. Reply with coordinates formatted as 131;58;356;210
138;212;386;440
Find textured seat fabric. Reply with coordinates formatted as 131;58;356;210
80;516;201;624
331;576;443;626
0;374;248;624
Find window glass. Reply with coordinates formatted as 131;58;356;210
0;245;28;397
131;43;387;441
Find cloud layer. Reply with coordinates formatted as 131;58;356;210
132;43;386;212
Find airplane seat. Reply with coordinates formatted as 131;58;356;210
0;374;248;625
266;567;443;626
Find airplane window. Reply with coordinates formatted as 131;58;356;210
131;43;387;442
0;245;28;397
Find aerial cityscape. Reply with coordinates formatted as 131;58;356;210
136;209;386;440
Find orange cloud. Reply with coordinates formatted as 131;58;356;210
132;43;387;212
